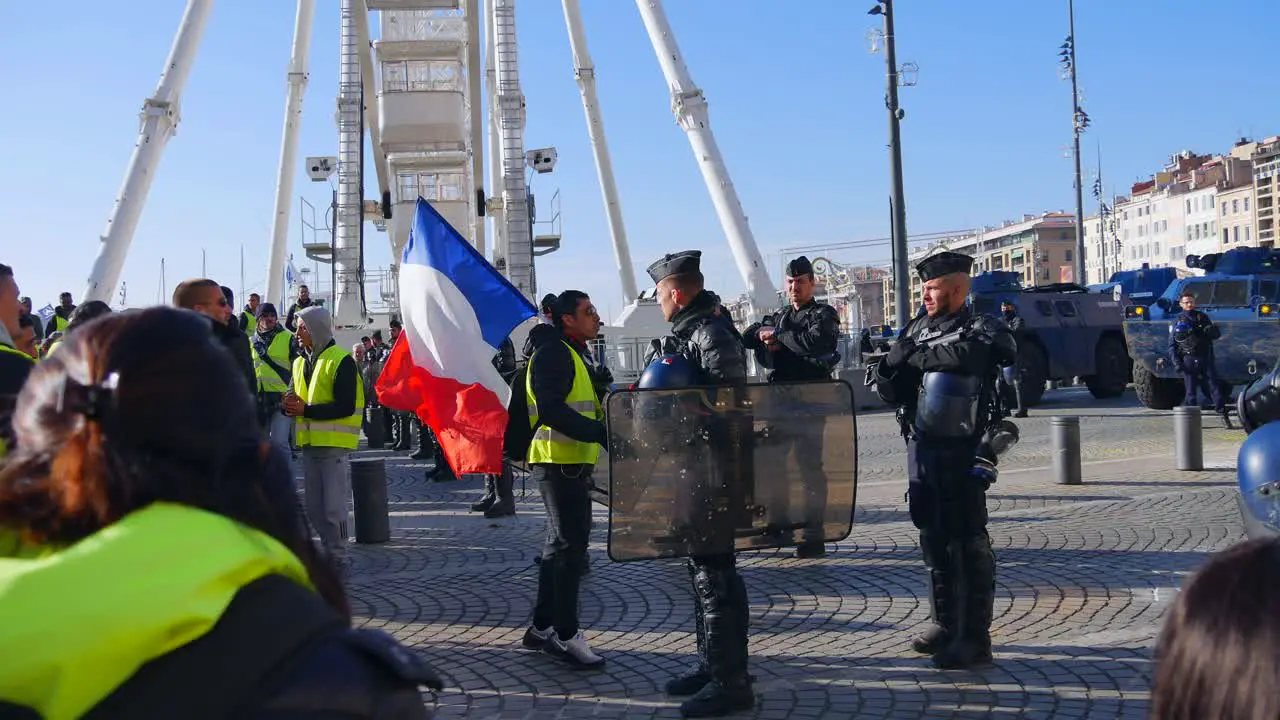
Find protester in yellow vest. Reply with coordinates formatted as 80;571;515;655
0;307;437;718
519;290;607;669
251;302;296;457
50;291;75;333
284;305;363;574
0;263;35;459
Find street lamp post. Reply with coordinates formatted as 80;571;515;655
1062;0;1089;285
869;0;911;328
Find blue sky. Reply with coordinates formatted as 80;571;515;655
1;1;1276;322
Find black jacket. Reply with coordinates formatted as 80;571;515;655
0;344;34;453
301;340;359;422
1169;309;1220;358
522;323;559;360
212;319;257;397
284;300;314;333
742;299;841;382
872;306;1016;409
645;290;748;386
527;327;607;449
76;574;439;719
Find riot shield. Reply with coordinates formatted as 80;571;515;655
605;379;858;562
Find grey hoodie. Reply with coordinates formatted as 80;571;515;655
296;305;334;354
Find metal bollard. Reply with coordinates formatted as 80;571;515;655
1050;416;1082;485
1173;405;1204;471
350;458;391;543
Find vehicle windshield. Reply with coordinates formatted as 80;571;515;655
1174;280;1251;307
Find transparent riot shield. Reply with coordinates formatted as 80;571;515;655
605;380;858;562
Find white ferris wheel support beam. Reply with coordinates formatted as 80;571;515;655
265;0;316;311
352;1;389;204
465;0;486;257
633;0;777;321
83;0;214;303
561;0;638;304
482;0;506;266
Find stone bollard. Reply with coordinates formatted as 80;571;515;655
1173;405;1204;471
350;457;391;544
1050;416;1082;485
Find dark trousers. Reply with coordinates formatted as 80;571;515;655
765;415;828;544
1180;353;1224;410
531;463;593;640
687;553;750;686
906;438;996;644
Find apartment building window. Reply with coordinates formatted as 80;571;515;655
1224;229;1230;245
1234;226;1240;243
1246;197;1251;211
1186;228;1193;242
1210;196;1215;208
1138;226;1145;237
1186;200;1192;214
1247;226;1252;242
1065;249;1073;261
1195;225;1202;240
1233;199;1240;214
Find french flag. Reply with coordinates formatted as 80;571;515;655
376;198;538;475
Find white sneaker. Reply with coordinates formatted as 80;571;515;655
545;630;605;668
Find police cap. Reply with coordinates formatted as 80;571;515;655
647;250;702;284
915;251;974;282
786;255;813;278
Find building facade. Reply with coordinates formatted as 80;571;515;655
886;212;1078;321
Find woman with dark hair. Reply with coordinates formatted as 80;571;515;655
1150;537;1280;720
0;307;438;718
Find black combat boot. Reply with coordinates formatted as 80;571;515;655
666;563;711;697
679;562;754;718
471;474;498;512
393;415;412;451
911;532;956;654
410;423;431;460
1012;379;1028;418
933;536;996;670
483;464;516;518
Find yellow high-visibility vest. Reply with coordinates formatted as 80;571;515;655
0;502;313;720
291;344;364;449
253;331;293;394
52;315;69;332
526;341;601;465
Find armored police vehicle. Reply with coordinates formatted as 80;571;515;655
1087;265;1178;307
1123;246;1280;410
863;272;1130;407
966;272;1130;406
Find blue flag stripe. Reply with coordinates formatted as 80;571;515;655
404;197;538;349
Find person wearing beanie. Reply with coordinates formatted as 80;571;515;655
284;305;363;574
251;302;298;458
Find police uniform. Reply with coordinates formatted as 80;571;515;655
870;251;1016;670
1169;307;1225;413
742;255;841;557
643;251;755;718
999;301;1028;417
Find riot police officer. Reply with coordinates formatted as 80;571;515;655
743;255;841;557
870;251;1016;670
999;300;1028;418
642;250;754;718
1170;290;1226;415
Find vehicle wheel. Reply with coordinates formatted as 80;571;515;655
1086;335;1129;399
1133;363;1182;410
1019;343;1048;407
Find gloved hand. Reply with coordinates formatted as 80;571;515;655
885;337;917;367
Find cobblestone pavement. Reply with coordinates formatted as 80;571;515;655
346;389;1246;719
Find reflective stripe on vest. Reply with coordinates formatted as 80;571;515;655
0;503;312;720
253;331;293;394
525;342;601;465
291;344;364;449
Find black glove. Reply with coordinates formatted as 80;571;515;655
885;337;917;367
